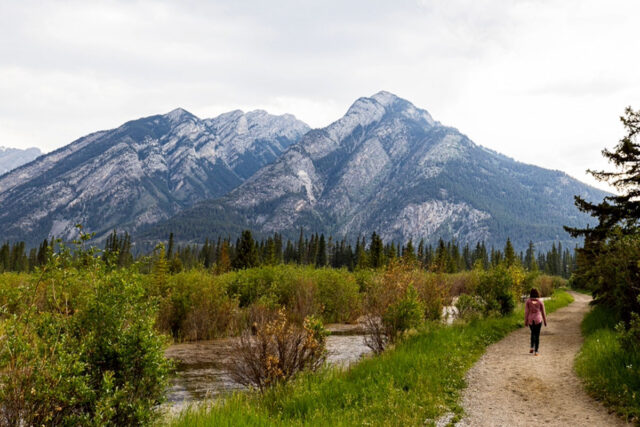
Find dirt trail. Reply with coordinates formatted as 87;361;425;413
457;292;626;426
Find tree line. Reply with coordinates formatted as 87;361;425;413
0;229;576;277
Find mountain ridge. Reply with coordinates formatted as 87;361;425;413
0;146;42;176
139;91;607;251
0;108;309;246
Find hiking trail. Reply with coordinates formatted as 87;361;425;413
456;291;626;426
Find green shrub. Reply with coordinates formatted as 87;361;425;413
476;265;524;315
0;240;170;426
616;312;640;353
576;306;640;423
312;269;361;323
382;285;424;341
455;294;485;321
220;266;361;324
158;270;238;341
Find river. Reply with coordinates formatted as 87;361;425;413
164;324;371;410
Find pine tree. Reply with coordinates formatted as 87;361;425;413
369;232;384;268
297;228;305;265
566;107;640;239
524;241;537;271
434;239;451;272
504;238;517;267
355;236;368;269
167;232;175;260
316;234;327;267
403;239;416;264
233;230;259;270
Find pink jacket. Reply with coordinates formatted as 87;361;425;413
525;298;547;327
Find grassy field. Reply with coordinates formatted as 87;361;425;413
575;305;640;423
166;290;574;426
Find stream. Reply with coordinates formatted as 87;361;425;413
164;324;370;411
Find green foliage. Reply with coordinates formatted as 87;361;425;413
156;270;237;341
476;264;524;315
382;285;425;341
455;294;485;321
576;305;640;423
233;230;259;270
0;238;170;426
616;307;640;353
567;107;640;329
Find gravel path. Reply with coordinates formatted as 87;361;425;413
457;292;626;426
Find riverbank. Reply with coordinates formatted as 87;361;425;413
164;290;573;426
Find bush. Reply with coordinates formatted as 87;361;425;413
476;265;524;315
616;311;640;353
363;261;438;353
220;266;361;324
447;271;481;297
0;238;170;426
312;269;361;323
157;271;238;341
382;285;424;340
455;294;485;321
228;309;327;391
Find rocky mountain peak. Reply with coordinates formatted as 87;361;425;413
164;107;197;124
142;92;608;252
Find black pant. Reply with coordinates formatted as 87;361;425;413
529;322;542;351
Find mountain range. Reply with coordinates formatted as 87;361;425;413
140;92;606;250
0;109;308;246
0;92;607;250
0;146;41;175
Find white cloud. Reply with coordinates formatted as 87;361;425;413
1;0;639;192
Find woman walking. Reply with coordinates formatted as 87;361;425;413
525;288;547;356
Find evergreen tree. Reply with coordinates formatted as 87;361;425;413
524;241;537;271
369;232;384;268
504;238;517;267
355;236;368;269
167;232;174;260
316;234;327;267
566;107;640;240
403;239;416;263
233;230;259;270
297;228;305;265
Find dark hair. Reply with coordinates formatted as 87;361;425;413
530;288;540;298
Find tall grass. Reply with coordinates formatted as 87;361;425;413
575;305;640;423
167;290;573;426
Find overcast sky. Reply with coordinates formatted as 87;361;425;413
1;0;639;191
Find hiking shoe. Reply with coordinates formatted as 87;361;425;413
534;352;540;356
529;348;534;354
